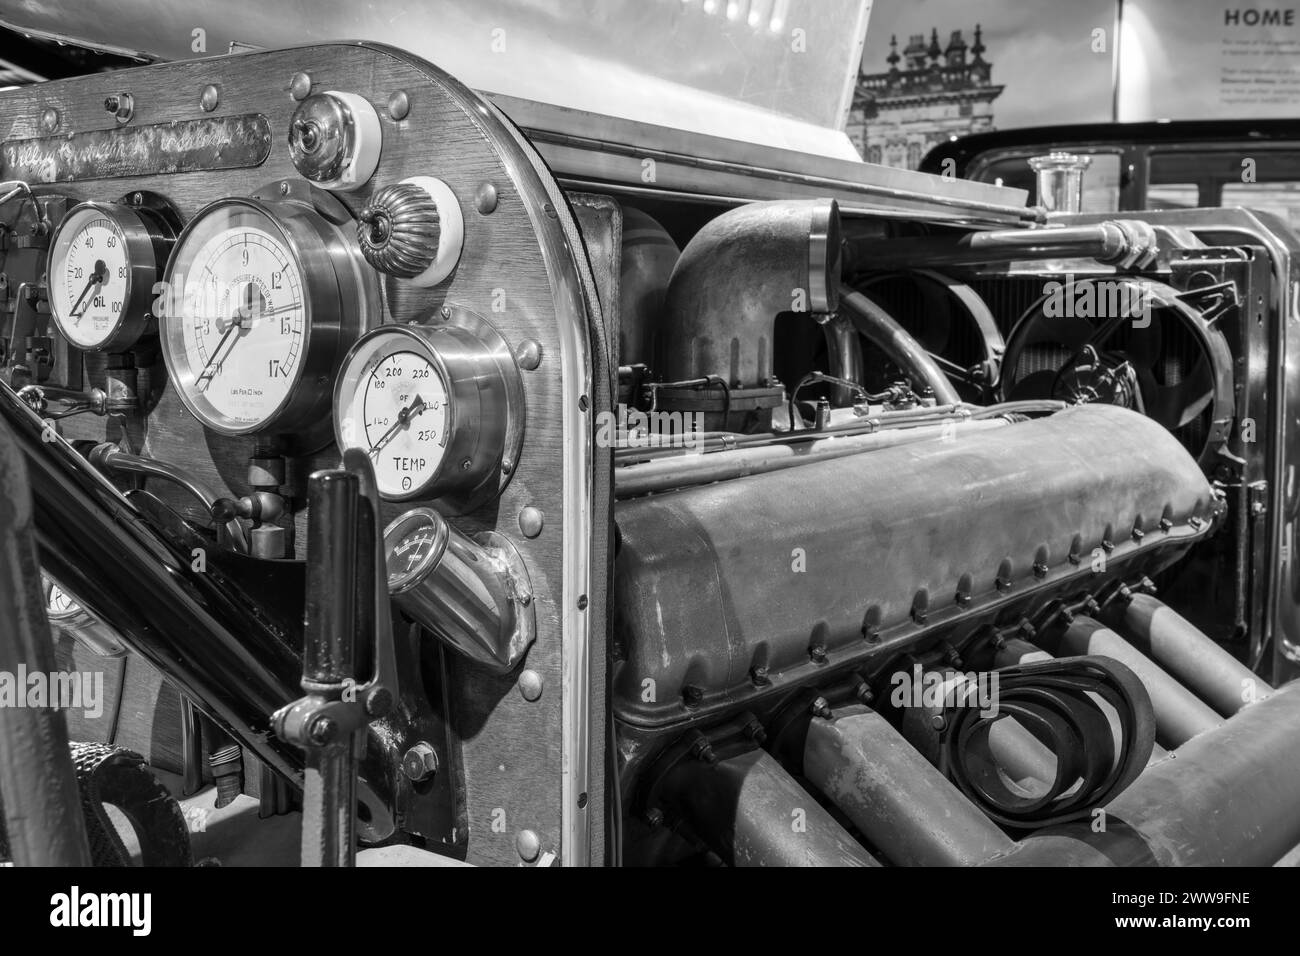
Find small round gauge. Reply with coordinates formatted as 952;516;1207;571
161;196;369;437
41;573;126;657
384;508;450;593
334;312;524;504
45;577;83;620
47;202;172;351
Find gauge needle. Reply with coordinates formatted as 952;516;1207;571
368;394;427;458
68;260;107;321
195;286;255;389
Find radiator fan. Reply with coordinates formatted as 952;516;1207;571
1001;278;1234;465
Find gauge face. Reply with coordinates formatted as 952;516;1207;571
162;202;312;433
46;580;81;619
336;329;453;499
47;203;167;350
384;509;448;593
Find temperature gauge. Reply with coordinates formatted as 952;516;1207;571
47;201;173;351
334;309;523;505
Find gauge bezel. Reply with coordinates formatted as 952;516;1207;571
161;196;362;437
47;201;169;352
383;507;450;594
333;307;525;508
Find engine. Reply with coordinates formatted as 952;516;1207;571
0;29;1298;871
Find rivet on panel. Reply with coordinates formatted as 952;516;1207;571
518;669;543;701
518;506;544;538
387;89;410;120
475;181;498;214
40;107;59;133
516;829;541;862
515;338;541;370
200;84;220;112
290;71;312;101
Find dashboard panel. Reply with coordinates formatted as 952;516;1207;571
0;42;611;866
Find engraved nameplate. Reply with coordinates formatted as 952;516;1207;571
1;114;272;182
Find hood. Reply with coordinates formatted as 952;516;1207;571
0;0;873;160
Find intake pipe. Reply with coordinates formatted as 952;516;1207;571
658;199;841;389
1103;593;1272;717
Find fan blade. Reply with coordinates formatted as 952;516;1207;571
1142;355;1215;430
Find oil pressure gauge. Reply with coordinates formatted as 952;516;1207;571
161;194;373;438
47;201;174;351
334;308;524;507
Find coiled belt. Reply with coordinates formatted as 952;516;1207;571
939;655;1156;829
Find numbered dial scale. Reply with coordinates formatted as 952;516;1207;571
47;201;173;351
161;196;370;437
334;311;524;504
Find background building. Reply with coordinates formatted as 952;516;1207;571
849;25;1004;169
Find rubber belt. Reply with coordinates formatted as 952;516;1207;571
938;655;1156;829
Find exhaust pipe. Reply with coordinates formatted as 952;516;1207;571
989;681;1300;866
1104;593;1272;717
804;706;1015;866
658;747;879;867
1040;616;1222;748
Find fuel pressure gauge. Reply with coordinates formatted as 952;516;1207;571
334;308;524;507
47;201;174;351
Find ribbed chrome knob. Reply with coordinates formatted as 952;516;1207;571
357;181;442;279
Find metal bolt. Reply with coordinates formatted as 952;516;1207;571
742;718;767;744
279;181;291;196
1159;517;1173;531
1101;538;1115;552
515;338;542;370
809;643;828;664
401;742;440;782
1131;526;1145;542
518;669;543;702
290;72;312;100
689;735;717;764
460;457;472;471
855;682;875;706
387;89;410;120
682;684;704;707
200;84;220;112
749;664;771;687
1032;561;1049;579
500;458;514;475
810;696;833;720
105;92;133;123
40;107;59;132
518;506;544;538
475;181;499;215
516;829;541;862
308;716;337;745
930;713;947;732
